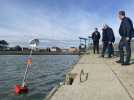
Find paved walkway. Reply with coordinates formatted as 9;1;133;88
50;54;134;100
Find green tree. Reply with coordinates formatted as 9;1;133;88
14;45;22;51
0;40;9;50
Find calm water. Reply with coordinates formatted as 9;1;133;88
0;55;79;100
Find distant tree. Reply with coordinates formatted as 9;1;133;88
14;45;22;51
51;47;61;52
0;40;9;50
46;48;51;52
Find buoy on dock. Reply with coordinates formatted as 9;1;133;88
15;39;39;95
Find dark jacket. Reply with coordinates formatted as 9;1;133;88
92;31;101;42
102;27;115;43
119;17;133;38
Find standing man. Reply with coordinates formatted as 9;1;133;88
116;11;134;65
101;24;115;58
92;28;101;54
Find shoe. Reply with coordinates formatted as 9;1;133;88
108;56;112;58
116;60;121;63
122;63;130;66
101;55;104;57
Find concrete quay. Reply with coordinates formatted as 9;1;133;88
47;54;134;100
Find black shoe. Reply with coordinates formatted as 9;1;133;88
101;55;104;57
116;60;121;63
122;62;130;66
108;56;112;58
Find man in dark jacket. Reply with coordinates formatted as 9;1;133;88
116;11;133;65
92;28;101;54
101;24;115;58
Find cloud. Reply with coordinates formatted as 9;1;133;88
0;0;133;47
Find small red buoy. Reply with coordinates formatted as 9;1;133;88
15;84;29;95
14;39;40;95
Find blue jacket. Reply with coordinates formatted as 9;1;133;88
102;27;115;43
92;31;101;42
119;17;133;38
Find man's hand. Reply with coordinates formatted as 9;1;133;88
126;37;129;41
108;42;112;44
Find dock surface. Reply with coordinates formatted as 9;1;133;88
49;54;134;100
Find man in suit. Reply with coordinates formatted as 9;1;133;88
92;28;101;54
101;24;115;58
116;11;134;65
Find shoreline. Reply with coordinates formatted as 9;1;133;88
45;54;83;100
0;51;80;55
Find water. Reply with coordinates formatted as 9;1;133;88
0;55;79;100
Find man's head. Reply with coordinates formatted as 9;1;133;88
94;28;98;31
103;24;108;29
118;11;125;20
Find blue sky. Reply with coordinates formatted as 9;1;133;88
0;0;134;47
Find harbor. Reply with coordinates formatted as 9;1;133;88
1;0;134;100
46;53;134;100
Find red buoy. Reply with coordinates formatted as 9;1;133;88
15;84;29;95
14;39;40;95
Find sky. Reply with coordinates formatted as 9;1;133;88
0;0;134;47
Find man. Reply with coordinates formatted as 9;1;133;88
101;24;115;58
116;11;133;65
92;28;101;54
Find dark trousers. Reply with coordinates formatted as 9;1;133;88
119;38;131;63
93;42;99;54
102;42;114;57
